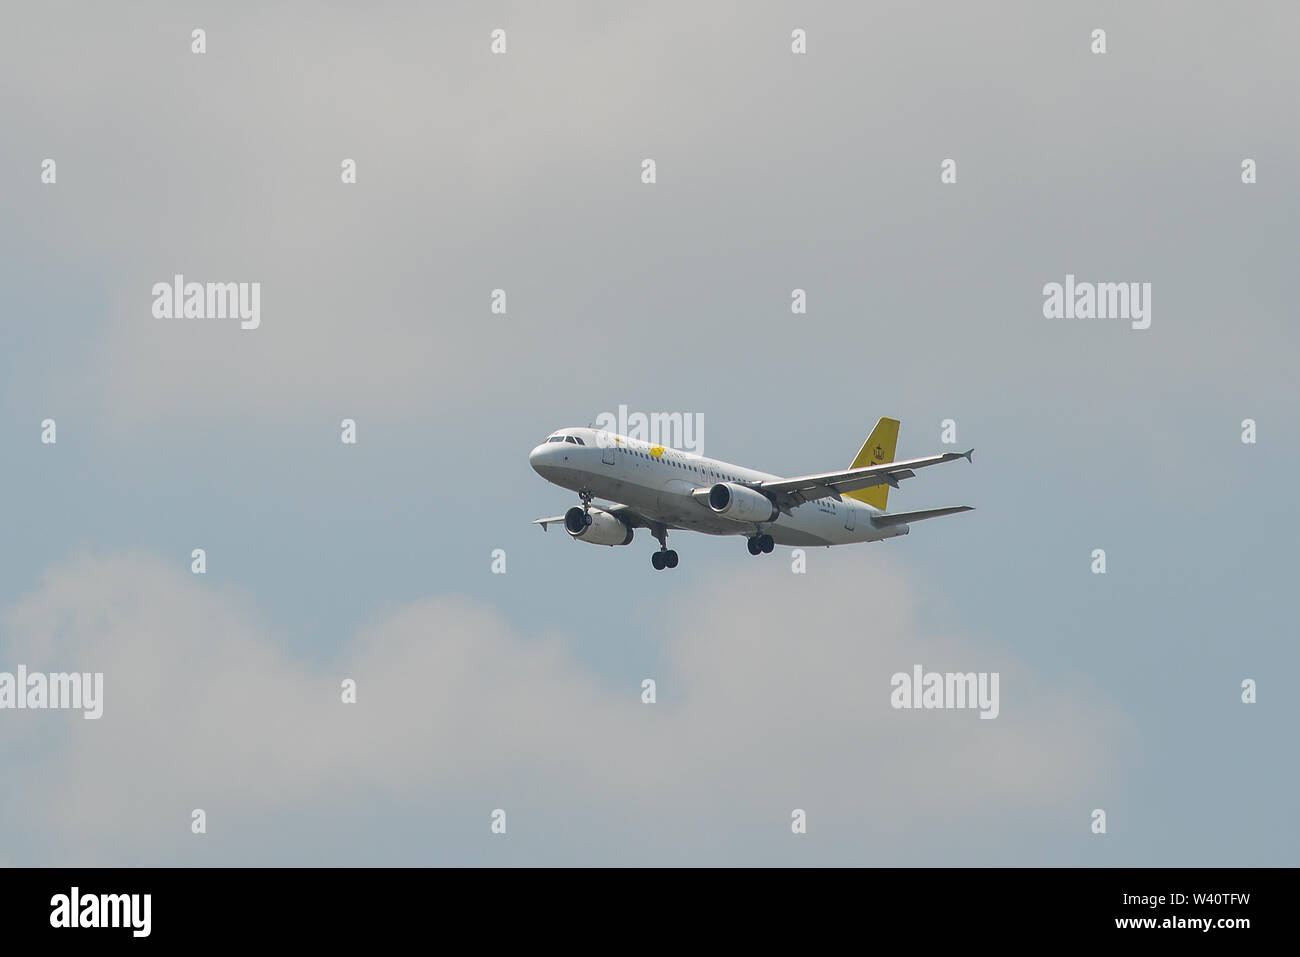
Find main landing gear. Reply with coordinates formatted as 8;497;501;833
577;488;594;526
650;525;679;571
746;534;775;555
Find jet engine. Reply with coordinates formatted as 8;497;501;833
707;483;778;523
564;506;634;546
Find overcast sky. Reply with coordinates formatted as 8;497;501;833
1;1;1297;865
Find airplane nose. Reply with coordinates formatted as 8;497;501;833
529;443;553;475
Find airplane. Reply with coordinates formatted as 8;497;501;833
529;417;974;570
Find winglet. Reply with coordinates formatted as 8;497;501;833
963;448;974;463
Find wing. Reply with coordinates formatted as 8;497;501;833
758;449;973;509
533;503;687;532
605;504;689;531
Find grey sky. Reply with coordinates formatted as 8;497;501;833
1;1;1296;865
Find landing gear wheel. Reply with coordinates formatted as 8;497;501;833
650;525;673;571
747;537;762;555
759;534;775;554
576;489;594;524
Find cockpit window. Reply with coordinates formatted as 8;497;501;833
573;437;585;445
547;436;565;443
564;436;577;444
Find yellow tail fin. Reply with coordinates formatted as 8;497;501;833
845;417;899;510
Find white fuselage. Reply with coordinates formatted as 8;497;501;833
528;428;909;546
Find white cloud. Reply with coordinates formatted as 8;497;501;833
1;549;1125;864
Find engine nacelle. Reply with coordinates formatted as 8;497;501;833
564;506;634;546
707;482;778;523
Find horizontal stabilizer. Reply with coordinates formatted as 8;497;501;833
871;506;973;528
